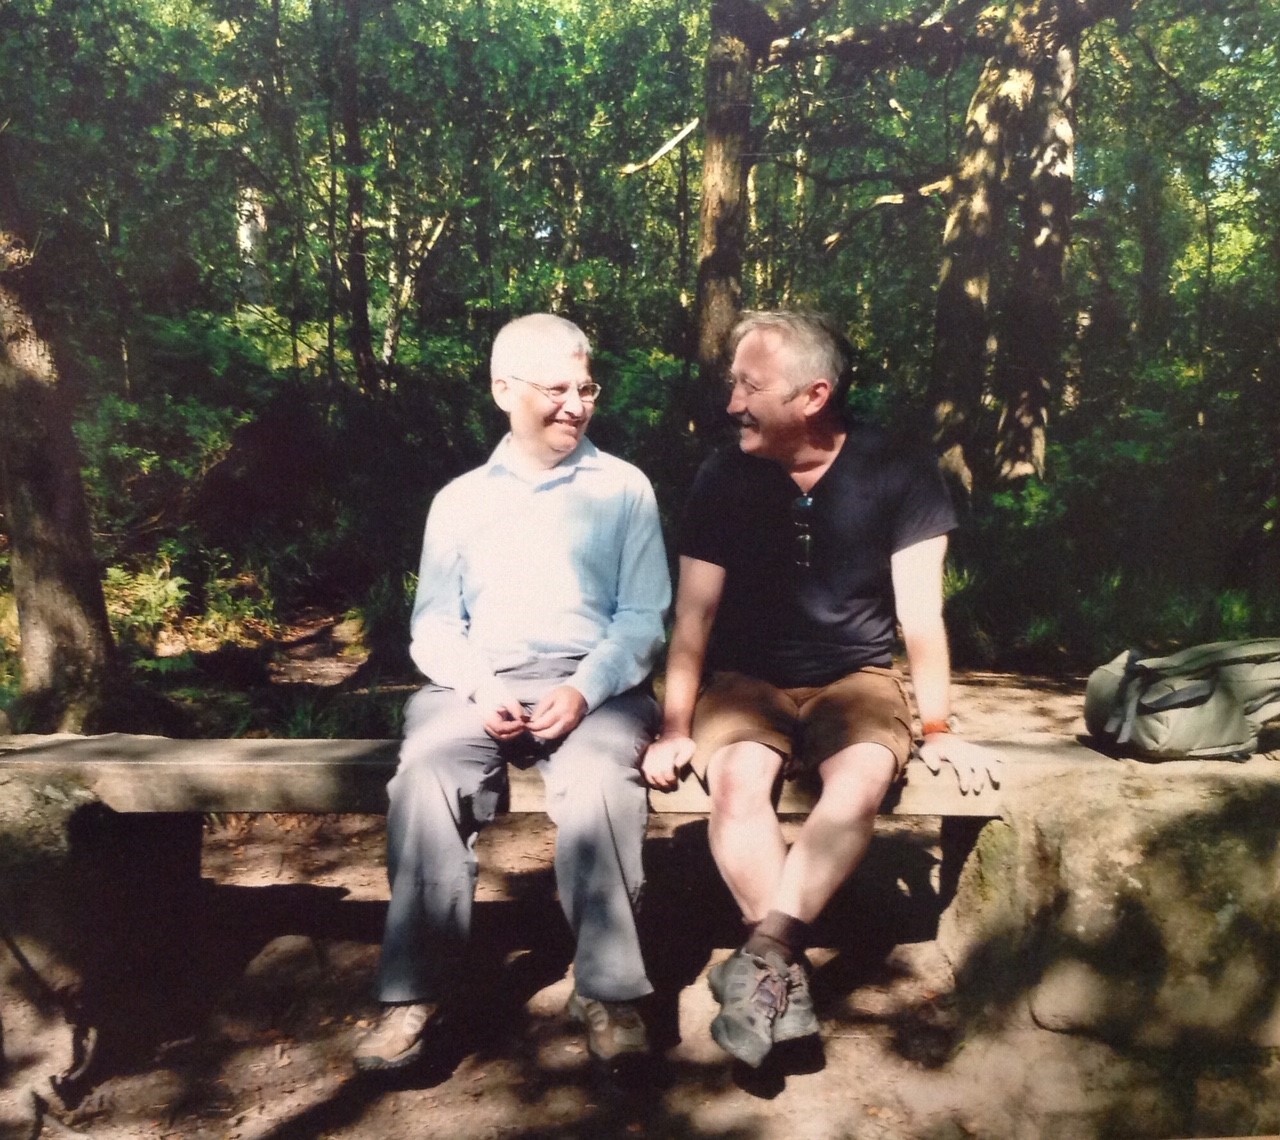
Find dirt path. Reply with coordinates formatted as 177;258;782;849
18;640;1104;1139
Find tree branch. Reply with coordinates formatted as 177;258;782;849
620;119;701;176
768;0;998;69
766;153;951;194
1130;27;1220;121
822;176;951;250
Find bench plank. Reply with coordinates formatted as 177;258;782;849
0;732;1107;818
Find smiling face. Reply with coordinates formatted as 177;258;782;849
491;316;595;469
725;327;810;462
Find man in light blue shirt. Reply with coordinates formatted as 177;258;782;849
355;314;671;1075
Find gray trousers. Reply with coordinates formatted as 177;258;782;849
376;667;656;1004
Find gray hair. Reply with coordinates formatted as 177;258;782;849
729;310;853;405
490;313;591;378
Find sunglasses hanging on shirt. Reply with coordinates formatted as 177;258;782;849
792;494;814;569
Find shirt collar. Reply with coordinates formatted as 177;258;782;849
485;434;601;485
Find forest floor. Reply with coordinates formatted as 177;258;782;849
15;617;1153;1140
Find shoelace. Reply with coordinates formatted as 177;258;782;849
394;1004;430;1034
752;968;790;1018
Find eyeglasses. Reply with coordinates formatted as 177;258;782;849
792;494;814;568
725;374;774;397
725;374;804;403
509;375;602;404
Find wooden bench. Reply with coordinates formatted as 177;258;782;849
0;731;1108;901
0;731;1039;815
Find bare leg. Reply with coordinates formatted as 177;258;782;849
772;742;896;924
706;741;787;923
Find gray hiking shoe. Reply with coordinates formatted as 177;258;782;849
353;1001;440;1072
566;989;650;1063
707;949;789;1067
772;957;820;1043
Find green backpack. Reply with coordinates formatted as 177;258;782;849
1084;638;1280;760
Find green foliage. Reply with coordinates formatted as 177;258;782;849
270;686;405;741
342;571;416;678
948;399;1280;670
195;563;279;643
103;562;189;648
591;349;703;516
76;393;250;564
1;0;1278;704
0;592;19;719
152;672;404;740
100;550;279;666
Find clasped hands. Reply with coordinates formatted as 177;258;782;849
474;680;587;743
641;733;696;789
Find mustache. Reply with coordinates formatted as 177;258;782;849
730;413;758;429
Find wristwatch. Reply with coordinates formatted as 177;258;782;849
920;714;961;736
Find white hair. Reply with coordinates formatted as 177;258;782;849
490;314;591;378
730;310;853;402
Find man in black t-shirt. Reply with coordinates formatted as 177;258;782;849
642;310;1000;1070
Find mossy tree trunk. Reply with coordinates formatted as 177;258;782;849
928;0;1136;495
0;137;119;733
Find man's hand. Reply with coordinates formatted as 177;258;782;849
918;734;1003;795
525;685;588;742
475;679;528;742
642;734;696;790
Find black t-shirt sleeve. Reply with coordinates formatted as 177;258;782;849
888;448;958;553
678;454;732;567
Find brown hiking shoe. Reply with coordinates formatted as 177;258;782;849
566;989;650;1063
353;1001;441;1072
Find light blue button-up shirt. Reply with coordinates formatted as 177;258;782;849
408;436;671;711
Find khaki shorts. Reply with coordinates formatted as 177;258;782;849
689;666;913;781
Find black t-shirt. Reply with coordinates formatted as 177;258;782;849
679;422;957;687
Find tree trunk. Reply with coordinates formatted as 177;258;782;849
929;0;1135;492
236;183;271;307
380;131;409;372
690;0;833;426
927;51;1015;498
337;0;379;393
264;0;307;371
995;32;1078;482
691;1;765;432
1132;148;1173;352
0;141;118;733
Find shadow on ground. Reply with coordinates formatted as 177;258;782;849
37;815;953;1137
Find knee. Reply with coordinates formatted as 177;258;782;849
548;757;644;817
817;746;896;820
389;734;496;817
815;779;883;825
708;743;781;817
387;751;451;817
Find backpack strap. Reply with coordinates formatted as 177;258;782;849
1134;638;1280;677
1107;640;1280;746
1102;651;1136;742
1103;651;1212;745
